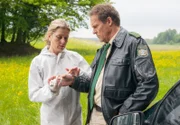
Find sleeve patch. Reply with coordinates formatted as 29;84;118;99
137;44;149;57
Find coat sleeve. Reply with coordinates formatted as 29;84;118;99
28;59;57;103
119;38;159;113
70;53;92;93
71;49;101;93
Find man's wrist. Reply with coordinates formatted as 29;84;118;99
70;75;79;88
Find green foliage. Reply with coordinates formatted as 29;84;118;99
0;0;110;44
153;29;180;44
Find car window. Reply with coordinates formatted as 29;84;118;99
152;80;180;125
159;105;180;125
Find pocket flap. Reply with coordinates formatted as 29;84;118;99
111;58;130;66
104;86;132;100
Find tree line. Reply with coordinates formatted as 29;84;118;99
0;0;109;45
152;29;180;44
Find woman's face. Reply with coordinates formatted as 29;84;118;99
49;28;70;55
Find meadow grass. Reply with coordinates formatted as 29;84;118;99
0;38;179;125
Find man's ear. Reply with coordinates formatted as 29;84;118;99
106;17;113;26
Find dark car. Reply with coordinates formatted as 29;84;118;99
110;80;180;125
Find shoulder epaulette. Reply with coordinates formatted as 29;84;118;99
129;32;141;38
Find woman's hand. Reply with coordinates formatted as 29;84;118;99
48;76;62;92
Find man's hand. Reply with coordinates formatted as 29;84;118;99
60;67;80;86
66;67;80;77
48;76;62;86
60;74;75;86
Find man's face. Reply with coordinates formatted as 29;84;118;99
90;15;111;43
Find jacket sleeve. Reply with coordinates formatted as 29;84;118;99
70;53;92;93
71;48;101;93
70;55;92;93
28;59;57;103
71;74;91;92
119;38;159;113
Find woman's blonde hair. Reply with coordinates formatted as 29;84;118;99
44;19;70;45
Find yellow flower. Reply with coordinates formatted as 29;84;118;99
18;91;23;96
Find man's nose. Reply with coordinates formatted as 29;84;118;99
93;29;97;34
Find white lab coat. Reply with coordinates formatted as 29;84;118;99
28;46;91;125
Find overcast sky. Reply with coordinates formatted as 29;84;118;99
71;0;180;39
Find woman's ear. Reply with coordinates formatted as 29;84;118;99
48;33;52;44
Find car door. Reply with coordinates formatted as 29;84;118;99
110;80;180;125
150;80;180;125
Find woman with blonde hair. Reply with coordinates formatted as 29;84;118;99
28;19;91;125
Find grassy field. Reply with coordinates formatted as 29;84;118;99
0;38;180;125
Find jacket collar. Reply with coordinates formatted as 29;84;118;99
113;27;128;48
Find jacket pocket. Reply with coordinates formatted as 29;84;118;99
105;58;130;87
110;58;130;66
104;86;132;100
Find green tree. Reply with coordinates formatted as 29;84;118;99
0;0;110;44
153;29;178;44
174;34;180;43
